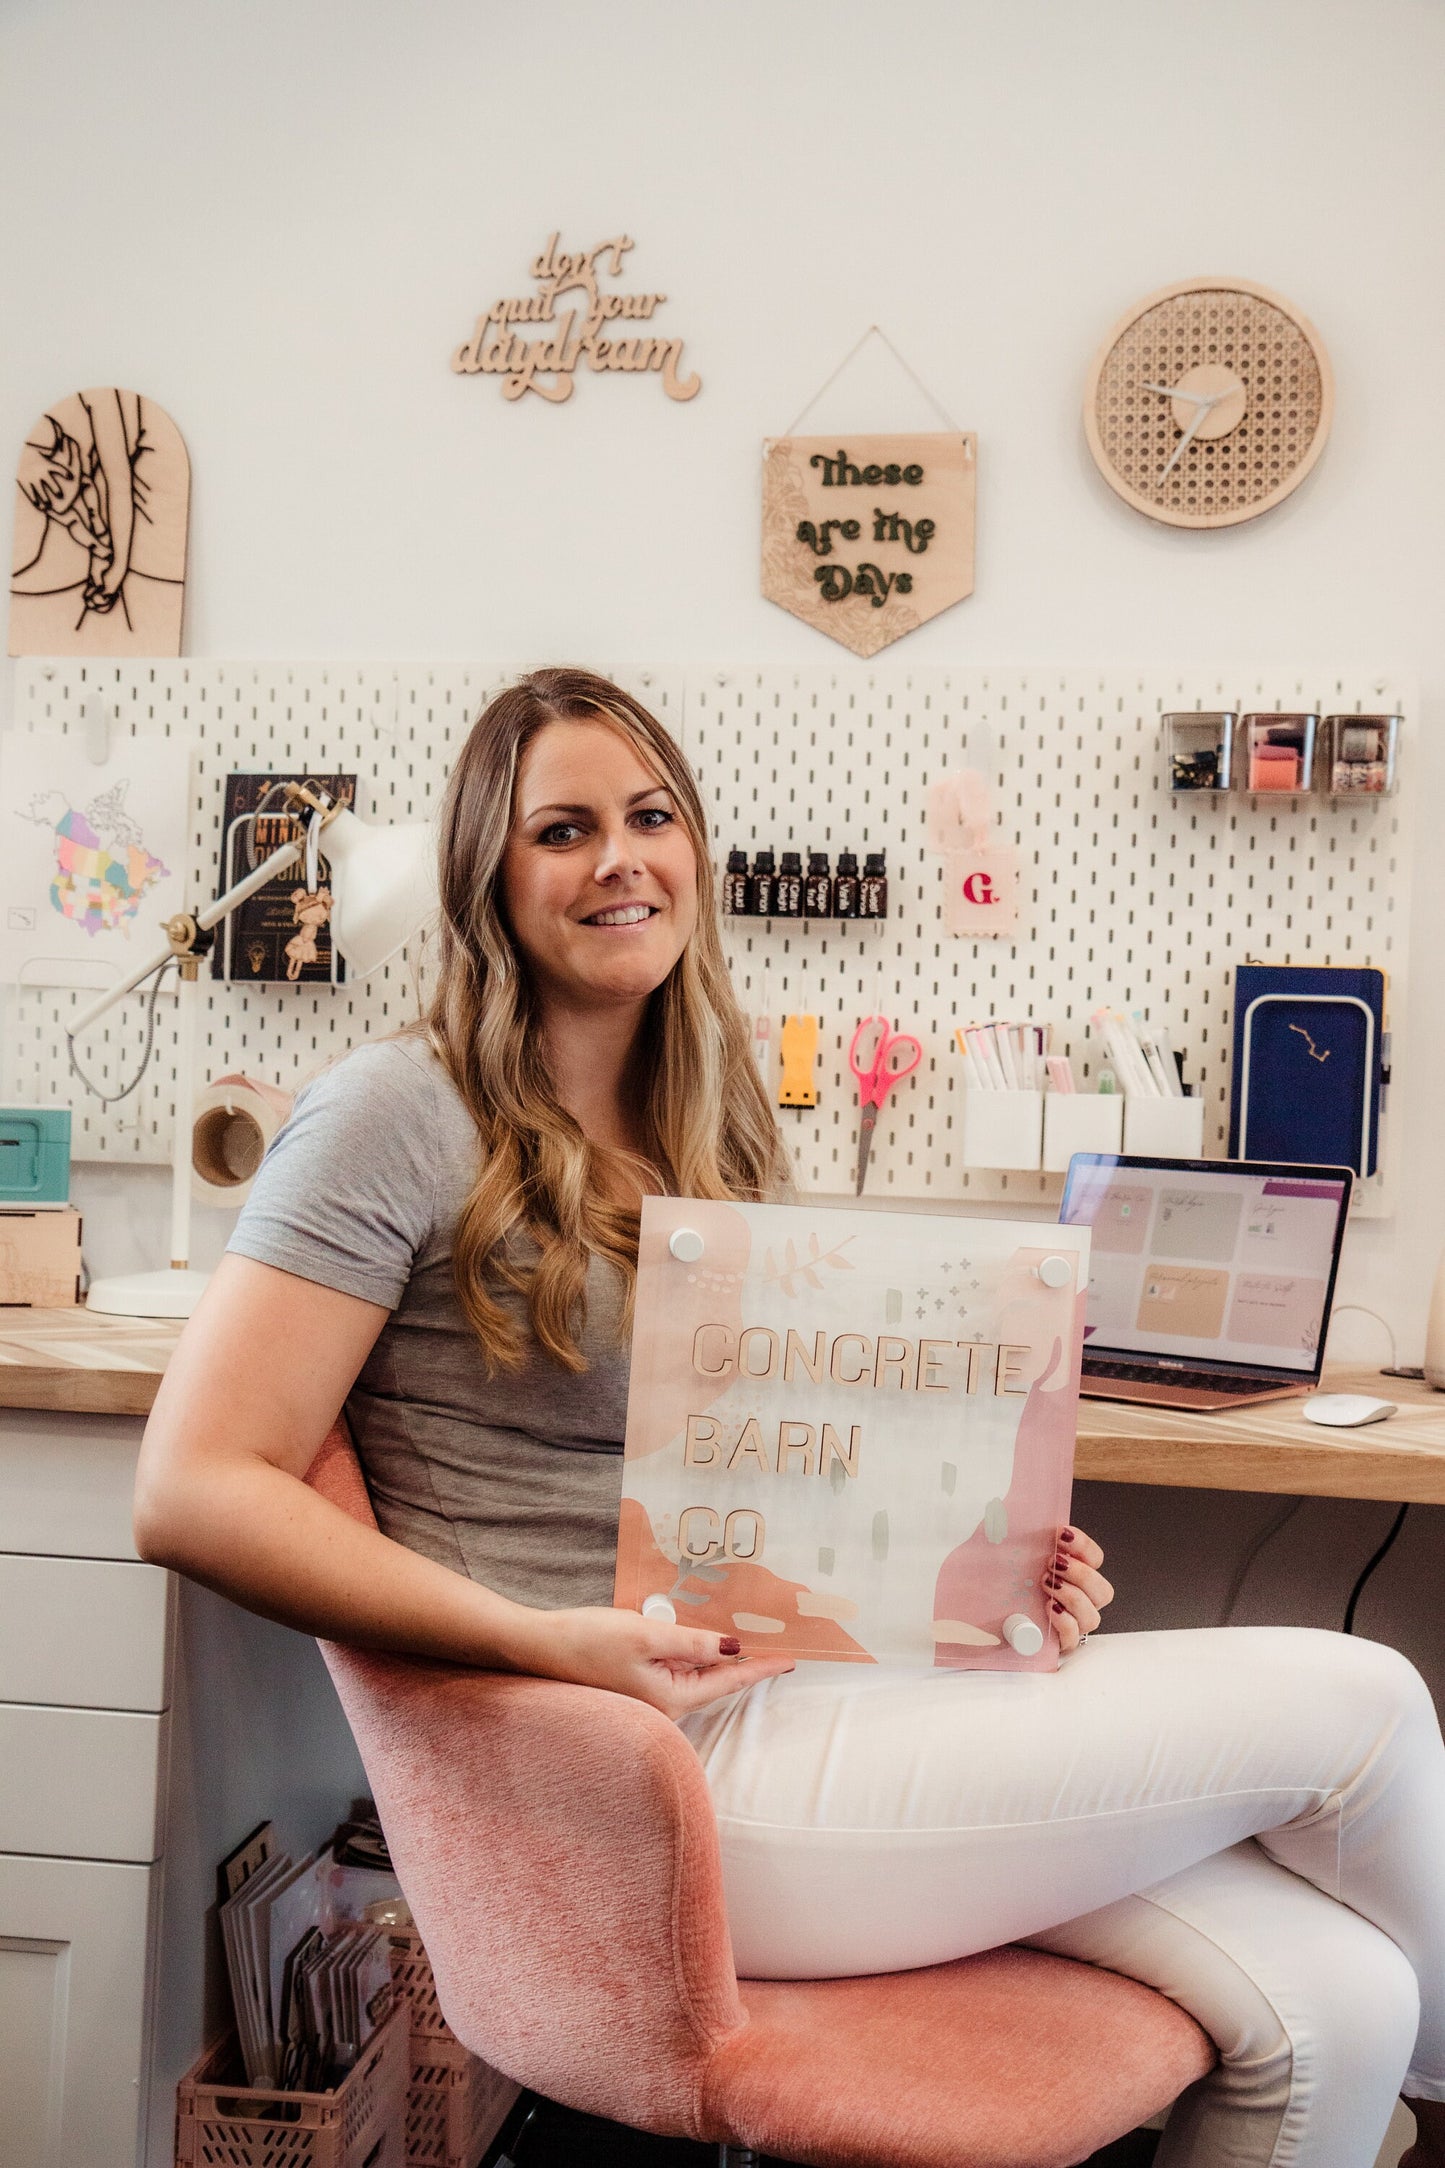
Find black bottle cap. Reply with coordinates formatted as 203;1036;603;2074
836;850;859;875
806;850;831;874
752;848;776;872
863;851;886;875
725;848;748;872
779;850;802;874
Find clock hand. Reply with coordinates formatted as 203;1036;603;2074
1158;395;1225;482
1143;380;1217;407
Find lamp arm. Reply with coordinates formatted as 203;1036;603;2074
69;836;307;1036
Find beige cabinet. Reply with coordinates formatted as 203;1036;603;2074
0;1406;368;2168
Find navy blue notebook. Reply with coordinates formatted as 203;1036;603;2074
1229;965;1386;1178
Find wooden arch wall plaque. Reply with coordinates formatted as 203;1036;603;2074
11;389;190;657
761;432;976;658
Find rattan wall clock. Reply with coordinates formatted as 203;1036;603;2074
1084;277;1333;529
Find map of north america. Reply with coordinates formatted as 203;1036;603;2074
24;783;170;936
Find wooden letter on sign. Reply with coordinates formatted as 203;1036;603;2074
761;433;975;658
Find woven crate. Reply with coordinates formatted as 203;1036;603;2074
176;2004;408;2168
387;1928;520;2168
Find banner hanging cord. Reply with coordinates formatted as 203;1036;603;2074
783;324;963;437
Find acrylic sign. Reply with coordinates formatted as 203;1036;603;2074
761;433;976;657
616;1198;1088;1670
451;233;701;404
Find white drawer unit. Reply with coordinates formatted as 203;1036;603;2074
0;1554;174;1709
0;1705;170;1862
0;1851;157;2168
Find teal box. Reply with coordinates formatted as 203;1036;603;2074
0;1107;72;1208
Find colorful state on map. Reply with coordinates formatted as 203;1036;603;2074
33;784;170;937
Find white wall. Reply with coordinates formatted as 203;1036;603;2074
3;1;1443;1660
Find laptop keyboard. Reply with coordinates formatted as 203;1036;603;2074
1082;1359;1273;1396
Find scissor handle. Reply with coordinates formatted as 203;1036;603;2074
848;1015;887;1084
849;1017;924;1103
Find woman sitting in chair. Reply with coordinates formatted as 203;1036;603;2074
136;667;1445;2168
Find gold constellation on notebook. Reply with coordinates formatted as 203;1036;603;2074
1288;1024;1331;1063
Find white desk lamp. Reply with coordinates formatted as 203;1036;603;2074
71;784;438;1319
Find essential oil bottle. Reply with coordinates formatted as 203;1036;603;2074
749;847;777;917
834;848;860;919
860;850;888;919
722;847;750;915
775;850;804;918
804;850;832;918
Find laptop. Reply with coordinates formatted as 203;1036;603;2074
1058;1153;1354;1411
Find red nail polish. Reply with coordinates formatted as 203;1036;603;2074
719;1636;741;1655
1061;1529;1076;1543
1051;1599;1066;1613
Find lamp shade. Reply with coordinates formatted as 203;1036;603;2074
320;807;439;978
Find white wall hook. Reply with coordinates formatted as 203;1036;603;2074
669;1227;705;1263
82;694;111;765
1003;1612;1044;1656
642;1594;677;1623
1036;1255;1072;1289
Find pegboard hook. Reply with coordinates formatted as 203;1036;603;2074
82;694;111;766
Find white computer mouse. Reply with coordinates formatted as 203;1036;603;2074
1301;1393;1398;1428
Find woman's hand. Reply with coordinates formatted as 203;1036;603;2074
1047;1527;1115;1654
509;1605;796;1720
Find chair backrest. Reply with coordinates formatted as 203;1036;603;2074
306;1424;747;2137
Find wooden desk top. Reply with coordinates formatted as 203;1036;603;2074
1075;1366;1445;1505
2;1311;1442;1505
0;1307;182;1417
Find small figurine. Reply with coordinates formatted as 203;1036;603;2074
285;886;332;981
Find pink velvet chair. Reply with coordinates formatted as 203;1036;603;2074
307;1424;1214;2168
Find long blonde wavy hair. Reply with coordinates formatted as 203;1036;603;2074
415;667;789;1373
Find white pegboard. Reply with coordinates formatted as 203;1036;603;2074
690;667;1413;1216
0;661;1413;1219
0;661;682;1164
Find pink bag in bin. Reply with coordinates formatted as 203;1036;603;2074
927;769;1022;937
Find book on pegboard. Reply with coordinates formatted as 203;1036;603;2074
211;772;356;983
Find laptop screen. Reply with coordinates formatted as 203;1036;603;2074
1058;1155;1353;1376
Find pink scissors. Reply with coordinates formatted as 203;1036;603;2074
849;1016;924;1194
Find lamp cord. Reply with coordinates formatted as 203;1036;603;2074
1327;1304;1398;1370
65;956;178;1104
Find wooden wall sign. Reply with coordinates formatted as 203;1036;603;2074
616;1198;1086;1669
761;432;975;658
451;233;701;404
11;389;189;656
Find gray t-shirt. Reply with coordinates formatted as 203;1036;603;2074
226;1036;630;1609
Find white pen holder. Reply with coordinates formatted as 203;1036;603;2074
1042;1091;1125;1172
1122;1095;1206;1158
961;1087;1043;1171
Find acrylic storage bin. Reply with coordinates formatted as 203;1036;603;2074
1240;713;1318;796
388;1925;520;2168
175;2003;408;2168
1164;712;1235;793
1122;1096;1206;1160
1042;1092;1125;1173
1324;713;1400;797
961;1088;1043;1171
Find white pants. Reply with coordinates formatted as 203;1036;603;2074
679;1628;1445;2168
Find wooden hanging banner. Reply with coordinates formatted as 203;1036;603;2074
451;233;701;405
761;432;976;658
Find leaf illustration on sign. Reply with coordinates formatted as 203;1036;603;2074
762;1229;855;1297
